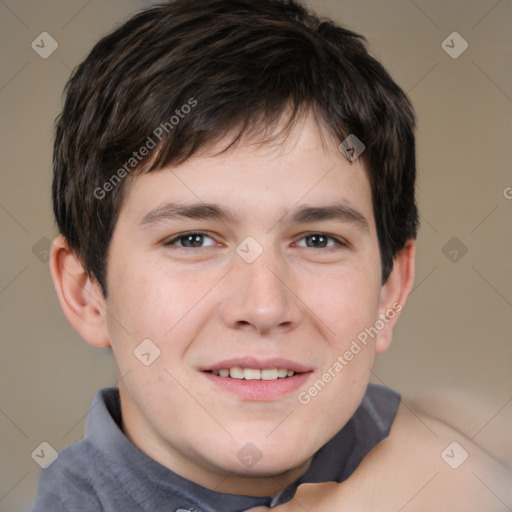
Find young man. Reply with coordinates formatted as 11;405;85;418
32;0;511;510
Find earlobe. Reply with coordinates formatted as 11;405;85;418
374;239;416;354
49;235;111;348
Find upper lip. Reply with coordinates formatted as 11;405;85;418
200;357;313;374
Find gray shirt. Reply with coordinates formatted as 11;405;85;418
30;383;400;512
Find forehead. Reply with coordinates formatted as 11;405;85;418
120;116;374;230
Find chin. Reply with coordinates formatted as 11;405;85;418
232;441;311;476
218;455;308;479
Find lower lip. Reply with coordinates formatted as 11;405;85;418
202;372;311;401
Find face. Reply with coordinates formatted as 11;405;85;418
100;117;395;495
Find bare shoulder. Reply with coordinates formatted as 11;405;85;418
404;389;512;467
355;397;512;511
254;395;512;512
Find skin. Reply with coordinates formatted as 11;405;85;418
249;401;512;511
50;112;416;497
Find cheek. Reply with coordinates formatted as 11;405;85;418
294;271;382;435
106;257;222;365
105;262;207;401
305;266;382;348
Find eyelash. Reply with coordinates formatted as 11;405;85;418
164;231;348;250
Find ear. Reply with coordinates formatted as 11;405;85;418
49;235;111;348
374;239;416;355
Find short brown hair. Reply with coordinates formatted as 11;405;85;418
53;0;419;296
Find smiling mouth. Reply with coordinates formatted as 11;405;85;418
206;367;298;381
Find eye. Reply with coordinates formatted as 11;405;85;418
294;232;347;249
165;232;217;249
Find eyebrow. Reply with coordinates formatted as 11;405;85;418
140;202;369;232
140;202;240;226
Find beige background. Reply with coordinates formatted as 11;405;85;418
1;1;511;510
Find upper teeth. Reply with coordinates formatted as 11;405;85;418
212;368;295;380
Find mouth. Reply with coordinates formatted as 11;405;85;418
200;357;312;400
207;367;297;380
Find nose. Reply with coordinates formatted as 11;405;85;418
219;244;303;336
